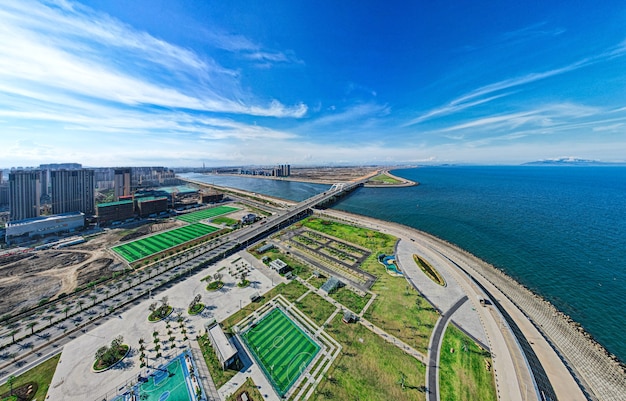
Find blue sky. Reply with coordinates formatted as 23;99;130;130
1;0;625;167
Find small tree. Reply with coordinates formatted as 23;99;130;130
10;328;21;343
95;346;108;361
27;321;37;335
111;335;124;349
7;375;15;396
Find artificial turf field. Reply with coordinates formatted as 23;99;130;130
176;205;239;223
241;308;320;397
112;223;219;263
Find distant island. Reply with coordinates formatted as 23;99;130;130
523;157;625;166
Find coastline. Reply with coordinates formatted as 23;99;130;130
363;169;418;187
181;175;625;399
315;208;626;400
199;168;418;188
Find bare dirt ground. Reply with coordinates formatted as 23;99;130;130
0;220;181;317
289;166;380;183
0;214;230;317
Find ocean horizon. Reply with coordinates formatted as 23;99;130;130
180;165;626;362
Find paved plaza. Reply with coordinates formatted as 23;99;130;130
46;252;276;401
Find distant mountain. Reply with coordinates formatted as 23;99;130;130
523;157;613;166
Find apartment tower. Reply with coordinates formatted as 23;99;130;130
9;170;41;221
114;168;132;200
51;169;95;215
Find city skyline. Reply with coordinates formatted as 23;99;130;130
1;0;626;167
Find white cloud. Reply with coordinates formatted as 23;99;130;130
406;42;626;127
0;0;306;118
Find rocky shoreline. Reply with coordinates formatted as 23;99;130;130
322;208;626;401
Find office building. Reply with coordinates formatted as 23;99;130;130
51;169;95;215
9;170;41;221
114;168;132;200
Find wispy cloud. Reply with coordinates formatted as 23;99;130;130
203;27;303;66
0;0;306;118
406;42;626;127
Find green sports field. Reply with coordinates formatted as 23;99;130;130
112;223;219;263
176;205;239;223
241;308;320;397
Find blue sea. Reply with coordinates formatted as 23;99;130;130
180;166;626;361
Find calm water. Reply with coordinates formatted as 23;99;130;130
180;167;626;361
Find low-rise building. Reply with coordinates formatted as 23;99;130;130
5;212;85;244
96;200;134;225
269;258;291;274
206;322;238;369
241;213;257;224
135;196;168;217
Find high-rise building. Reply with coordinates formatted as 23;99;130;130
9;170;41;221
51;169;95;215
114;168;132;200
272;164;291;177
39;163;82;197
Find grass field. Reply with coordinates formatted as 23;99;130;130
368;173;403;184
329;287;372;314
212;216;238;225
112;223;219;263
176;205;238;223
439;325;497;401
0;353;60;401
314;314;426;401
226;377;264;401
302;217;439;353
294;292;337;326
241;308;320;397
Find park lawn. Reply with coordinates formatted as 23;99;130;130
329;287;372;314
302;218;397;261
0;353;60;401
312;314;426;401
294;292;337;326
368;173;403;184
364;271;439;354
226;377;265;401
439;325;497;401
212;216;238;226
307;275;326;289
221;281;309;330
198;334;238;388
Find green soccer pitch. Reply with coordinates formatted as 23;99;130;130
111;223;219;263
241;308;320;397
176;205;239;224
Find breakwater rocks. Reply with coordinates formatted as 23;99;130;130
424;231;626;401
321;208;626;401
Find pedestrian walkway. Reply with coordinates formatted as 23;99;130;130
191;340;221;401
296;276;427;364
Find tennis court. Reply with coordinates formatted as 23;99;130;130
176;205;239;224
112;223;219;263
241;308;320;397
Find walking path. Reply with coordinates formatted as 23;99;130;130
320;209;595;401
426;296;468;401
190;340;221;401
296;276;427;364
